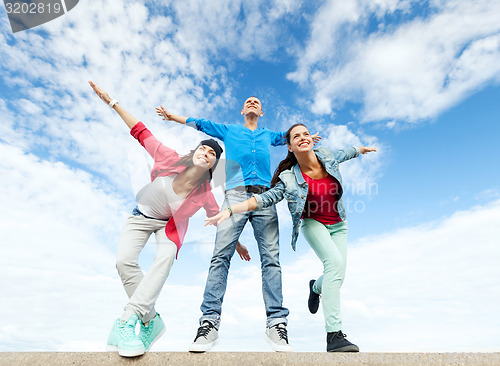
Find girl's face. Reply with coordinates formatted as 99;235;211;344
288;125;313;153
193;145;217;169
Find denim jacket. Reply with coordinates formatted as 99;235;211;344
254;146;360;251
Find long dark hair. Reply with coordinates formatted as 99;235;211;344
173;146;219;183
270;123;307;187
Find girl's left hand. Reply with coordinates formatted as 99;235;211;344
311;132;322;144
359;147;377;154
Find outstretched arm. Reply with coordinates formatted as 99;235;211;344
204;197;258;226
331;145;377;163
157;106;231;141
156;106;188;125
88;81;138;130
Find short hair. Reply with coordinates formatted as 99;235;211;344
244;96;263;111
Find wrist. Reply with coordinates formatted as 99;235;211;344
108;99;118;109
226;207;233;217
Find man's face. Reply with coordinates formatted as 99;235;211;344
241;97;263;118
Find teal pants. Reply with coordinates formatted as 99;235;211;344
301;219;348;332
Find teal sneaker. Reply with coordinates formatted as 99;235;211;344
117;314;145;357
138;313;166;351
106;318;120;351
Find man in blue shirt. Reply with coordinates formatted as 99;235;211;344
157;98;318;352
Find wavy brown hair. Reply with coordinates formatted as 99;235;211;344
270;123;308;187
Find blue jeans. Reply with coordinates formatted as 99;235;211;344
200;189;289;329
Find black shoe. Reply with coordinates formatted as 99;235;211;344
308;279;320;314
326;331;359;352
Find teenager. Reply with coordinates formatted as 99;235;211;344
205;123;376;352
156;100;320;352
89;82;249;357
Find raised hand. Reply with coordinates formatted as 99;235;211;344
311;132;322;144
88;81;112;105
156;105;174;121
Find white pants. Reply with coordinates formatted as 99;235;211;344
116;214;177;323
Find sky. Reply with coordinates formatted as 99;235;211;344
1;0;499;353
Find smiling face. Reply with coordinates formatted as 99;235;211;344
241;97;263;118
192;144;218;169
287;124;313;154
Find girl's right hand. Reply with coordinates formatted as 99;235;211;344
204;209;231;226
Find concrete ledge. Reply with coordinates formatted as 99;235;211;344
1;352;499;366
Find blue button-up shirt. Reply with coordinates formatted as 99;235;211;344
187;117;286;190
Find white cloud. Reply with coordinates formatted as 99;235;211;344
169;0;302;61
0;0;235;192
0;143;128;351
288;0;500;122
0;0;313;195
320;123;383;195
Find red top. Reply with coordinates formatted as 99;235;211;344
301;171;342;225
130;122;219;258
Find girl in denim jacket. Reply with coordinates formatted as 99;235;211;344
205;123;376;352
89;82;249;358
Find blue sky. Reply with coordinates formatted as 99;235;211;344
1;0;499;353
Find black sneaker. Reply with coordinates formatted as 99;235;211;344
326;331;359;352
308;279;320;314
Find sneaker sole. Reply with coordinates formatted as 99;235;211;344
328;344;359;352
188;338;219;353
118;347;145;357
265;333;293;352
145;326;166;352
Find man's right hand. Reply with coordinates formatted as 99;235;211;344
156;105;174;121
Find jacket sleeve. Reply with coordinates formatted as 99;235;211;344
186;117;228;141
130;122;179;162
253;180;286;210
203;191;220;218
331;146;360;164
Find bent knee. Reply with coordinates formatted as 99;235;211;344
116;257;139;274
